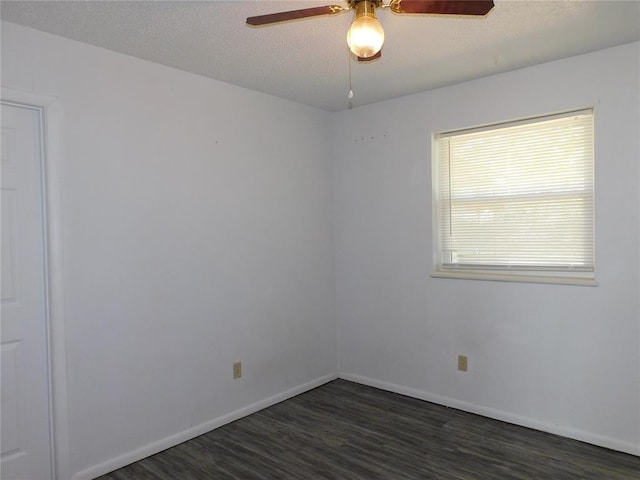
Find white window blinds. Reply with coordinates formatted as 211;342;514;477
435;109;594;276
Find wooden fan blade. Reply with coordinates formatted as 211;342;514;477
390;0;494;16
358;50;382;62
246;5;344;26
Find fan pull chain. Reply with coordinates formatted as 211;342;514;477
348;49;354;100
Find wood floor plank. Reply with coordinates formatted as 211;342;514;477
97;380;640;479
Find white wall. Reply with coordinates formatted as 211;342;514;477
332;42;640;455
2;22;337;480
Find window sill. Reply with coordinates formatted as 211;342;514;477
432;270;598;287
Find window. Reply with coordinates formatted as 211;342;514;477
432;109;595;285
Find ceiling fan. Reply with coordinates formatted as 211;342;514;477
247;0;495;62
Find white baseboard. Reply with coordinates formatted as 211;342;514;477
71;373;338;480
338;372;640;457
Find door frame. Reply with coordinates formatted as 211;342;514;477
2;87;70;480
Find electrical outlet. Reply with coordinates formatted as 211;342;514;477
458;355;468;372
233;361;242;379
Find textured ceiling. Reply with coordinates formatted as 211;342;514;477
2;1;639;111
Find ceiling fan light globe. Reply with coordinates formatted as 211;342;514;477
347;15;384;58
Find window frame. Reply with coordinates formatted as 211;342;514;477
431;109;597;286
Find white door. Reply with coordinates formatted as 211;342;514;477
1;102;53;479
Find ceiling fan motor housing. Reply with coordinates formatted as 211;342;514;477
349;0;383;9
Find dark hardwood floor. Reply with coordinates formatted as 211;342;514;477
98;379;640;479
